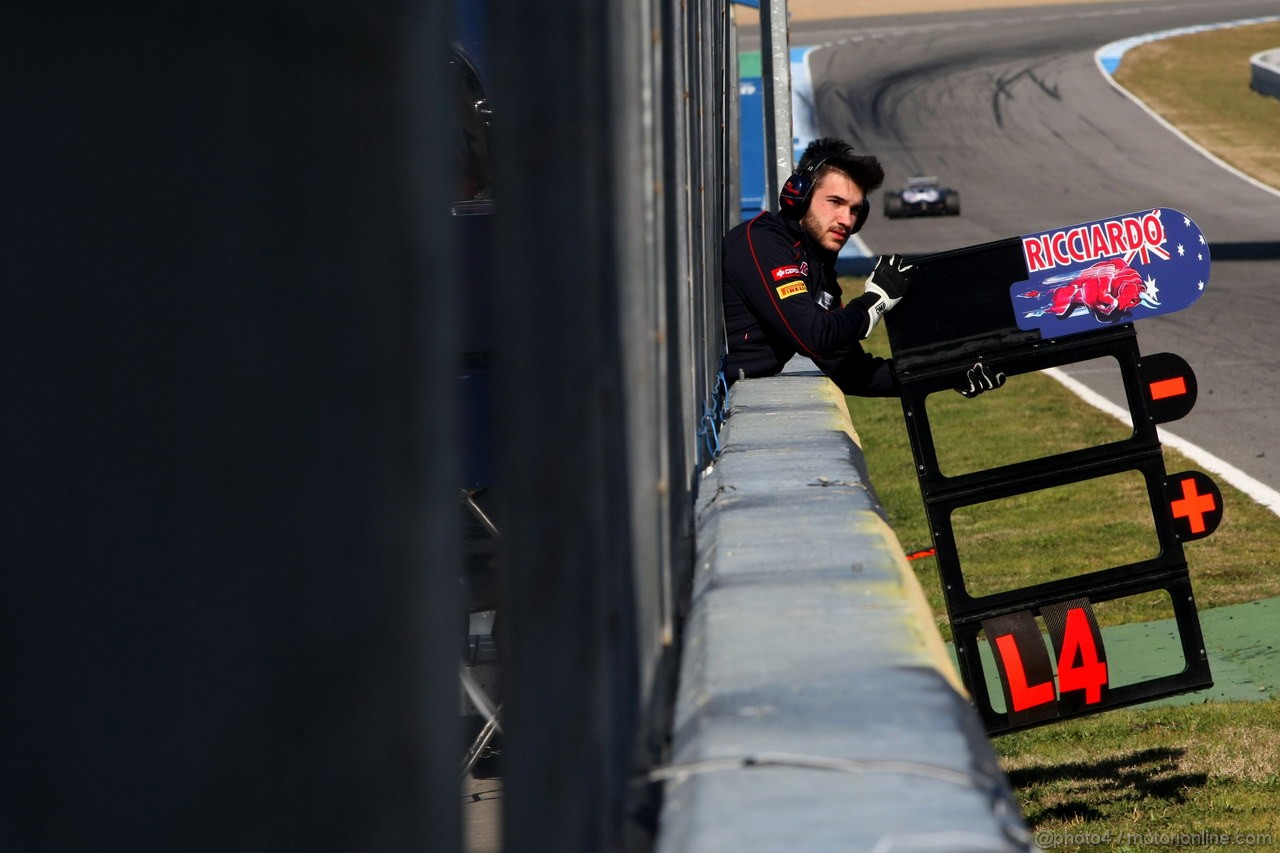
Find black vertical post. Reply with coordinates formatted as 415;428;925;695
4;2;460;850
491;0;642;848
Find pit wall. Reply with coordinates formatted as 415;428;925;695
654;358;1030;852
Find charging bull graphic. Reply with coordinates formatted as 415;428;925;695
1018;257;1159;323
1010;209;1210;338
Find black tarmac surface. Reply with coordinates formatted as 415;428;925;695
802;0;1280;493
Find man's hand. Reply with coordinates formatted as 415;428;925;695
860;255;914;337
864;254;914;315
956;362;1006;398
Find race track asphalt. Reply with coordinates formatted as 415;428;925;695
799;0;1280;495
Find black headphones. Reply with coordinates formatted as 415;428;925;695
778;148;870;234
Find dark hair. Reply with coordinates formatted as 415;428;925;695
798;137;884;195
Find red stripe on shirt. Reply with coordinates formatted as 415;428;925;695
745;215;819;360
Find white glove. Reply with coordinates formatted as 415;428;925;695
860;252;921;335
862;254;914;333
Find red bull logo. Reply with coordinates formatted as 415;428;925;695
1044;258;1148;319
1022;210;1169;273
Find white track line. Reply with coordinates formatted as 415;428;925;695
1045;368;1280;516
1065;19;1280;516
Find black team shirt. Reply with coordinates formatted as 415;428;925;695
721;211;898;397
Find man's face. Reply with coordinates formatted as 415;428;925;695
799;170;865;253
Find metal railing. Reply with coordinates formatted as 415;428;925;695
461;0;736;849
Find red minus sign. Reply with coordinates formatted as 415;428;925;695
1150;377;1187;400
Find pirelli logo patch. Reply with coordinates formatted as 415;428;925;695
771;265;803;281
776;280;807;300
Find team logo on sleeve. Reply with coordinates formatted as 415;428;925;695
776;280;807;299
771;265;803;281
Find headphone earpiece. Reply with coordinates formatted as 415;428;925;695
778;156;825;220
778;150;870;234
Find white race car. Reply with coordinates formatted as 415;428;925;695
883;176;960;219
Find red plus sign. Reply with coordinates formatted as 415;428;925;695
1171;478;1216;534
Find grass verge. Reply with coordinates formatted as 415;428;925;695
843;323;1280;843
1115;23;1280;191
996;700;1280;848
842;333;1280;639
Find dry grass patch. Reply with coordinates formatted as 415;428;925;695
997;701;1280;840
1115;23;1280;191
841;324;1280;636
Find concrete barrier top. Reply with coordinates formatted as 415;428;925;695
1253;48;1280;67
654;358;1029;852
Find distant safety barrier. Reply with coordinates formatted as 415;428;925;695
1251;49;1280;99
